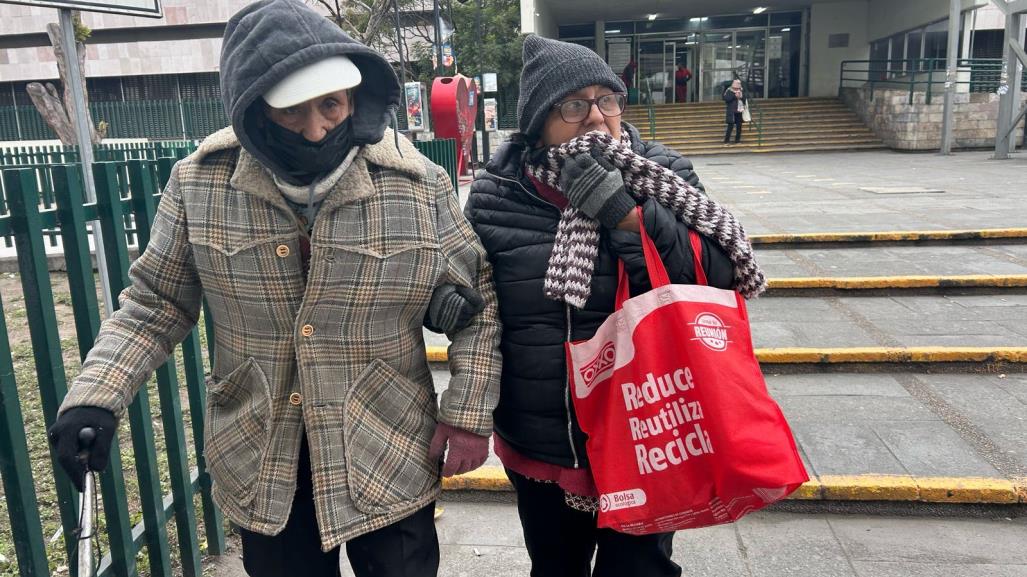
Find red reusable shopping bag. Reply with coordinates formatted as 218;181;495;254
566;210;808;535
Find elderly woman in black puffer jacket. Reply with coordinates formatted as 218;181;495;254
464;35;765;577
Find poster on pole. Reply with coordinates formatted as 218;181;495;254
442;43;455;68
483;98;498;132
404;81;428;132
483;73;498;93
0;0;162;18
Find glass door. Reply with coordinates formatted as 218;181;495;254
671;39;695;103
639;40;672;104
735;30;767;98
663;41;677;103
700;32;735;101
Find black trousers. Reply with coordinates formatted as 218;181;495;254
724;113;743;142
507;469;682;577
239;437;440;577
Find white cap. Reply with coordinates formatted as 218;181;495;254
263;55;362;109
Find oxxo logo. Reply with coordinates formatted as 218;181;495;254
579;341;616;389
600;489;647;512
689;313;731;352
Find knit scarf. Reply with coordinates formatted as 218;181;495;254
525;131;767;308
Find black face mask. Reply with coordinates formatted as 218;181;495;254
262;116;354;185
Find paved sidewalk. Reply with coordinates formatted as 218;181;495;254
207;502;1027;577
755;243;1027;278
692;150;1027;235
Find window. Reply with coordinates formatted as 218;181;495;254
566;39;595;51
889;33;906;75
86;78;123;102
770;12;802;26
906;30;923;69
706;14;768;29
870;40;889;80
636;18;686;35
605;21;634;35
924;20;948;70
179;73;222;100
559;23;593;39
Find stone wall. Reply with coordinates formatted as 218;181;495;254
841;86;1026;150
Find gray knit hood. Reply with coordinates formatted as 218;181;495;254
219;0;401;177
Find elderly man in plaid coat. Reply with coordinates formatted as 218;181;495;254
46;1;501;576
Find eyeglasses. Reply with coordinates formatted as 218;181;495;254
551;93;627;123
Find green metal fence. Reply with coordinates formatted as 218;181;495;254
1;95;511;143
413;138;458;191
0;142;199;252
0;155;223;577
0;100;229;142
839;58;1027;105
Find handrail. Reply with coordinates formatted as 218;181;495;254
644;76;656;141
731;69;764;147
838;58;1023;105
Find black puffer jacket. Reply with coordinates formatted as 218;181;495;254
464;123;735;469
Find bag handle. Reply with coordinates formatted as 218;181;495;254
615;207;707;309
688;228;707;286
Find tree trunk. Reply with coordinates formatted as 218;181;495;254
26;20;100;145
26;82;77;143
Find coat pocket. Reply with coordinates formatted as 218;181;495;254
204;357;272;505
344;359;438;514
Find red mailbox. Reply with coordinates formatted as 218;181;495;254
430;75;478;176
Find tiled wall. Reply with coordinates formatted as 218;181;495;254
0;0;325;81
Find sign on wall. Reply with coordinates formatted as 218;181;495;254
0;0;162;18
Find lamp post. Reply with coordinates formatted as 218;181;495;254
434;0;444;74
393;0;407;87
476;0;490;163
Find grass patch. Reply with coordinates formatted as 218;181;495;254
1;272;223;577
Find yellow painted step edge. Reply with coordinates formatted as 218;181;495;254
768;274;1027;290
426;346;1027;364
442;467;1026;504
751;228;1027;244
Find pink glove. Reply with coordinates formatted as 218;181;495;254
428;422;490;477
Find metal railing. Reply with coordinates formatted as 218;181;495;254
0;98;229;142
838;58;1027;105
0;138;464;575
643;77;657;141
0;154;223;577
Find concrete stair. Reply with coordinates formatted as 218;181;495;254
622;97;885;155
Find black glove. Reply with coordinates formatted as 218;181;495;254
48;406;117;492
559;150;636;229
424;285;485;334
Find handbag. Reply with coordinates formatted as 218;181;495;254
566;208;808;534
742;103;752;123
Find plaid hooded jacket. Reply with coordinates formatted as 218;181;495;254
60;125;502;548
61;0;502;549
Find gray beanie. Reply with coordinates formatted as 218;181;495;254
517;34;627;138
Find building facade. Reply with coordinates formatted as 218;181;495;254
0;0;442;141
521;0;1022;102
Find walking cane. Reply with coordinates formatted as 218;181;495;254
76;427;97;577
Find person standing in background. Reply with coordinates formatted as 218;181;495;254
674;63;692;103
723;79;747;145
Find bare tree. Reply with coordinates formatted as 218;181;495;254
310;0;400;47
26;15;105;145
309;0;437;84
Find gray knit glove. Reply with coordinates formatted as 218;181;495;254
559;151;636;229
425;285;485;334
